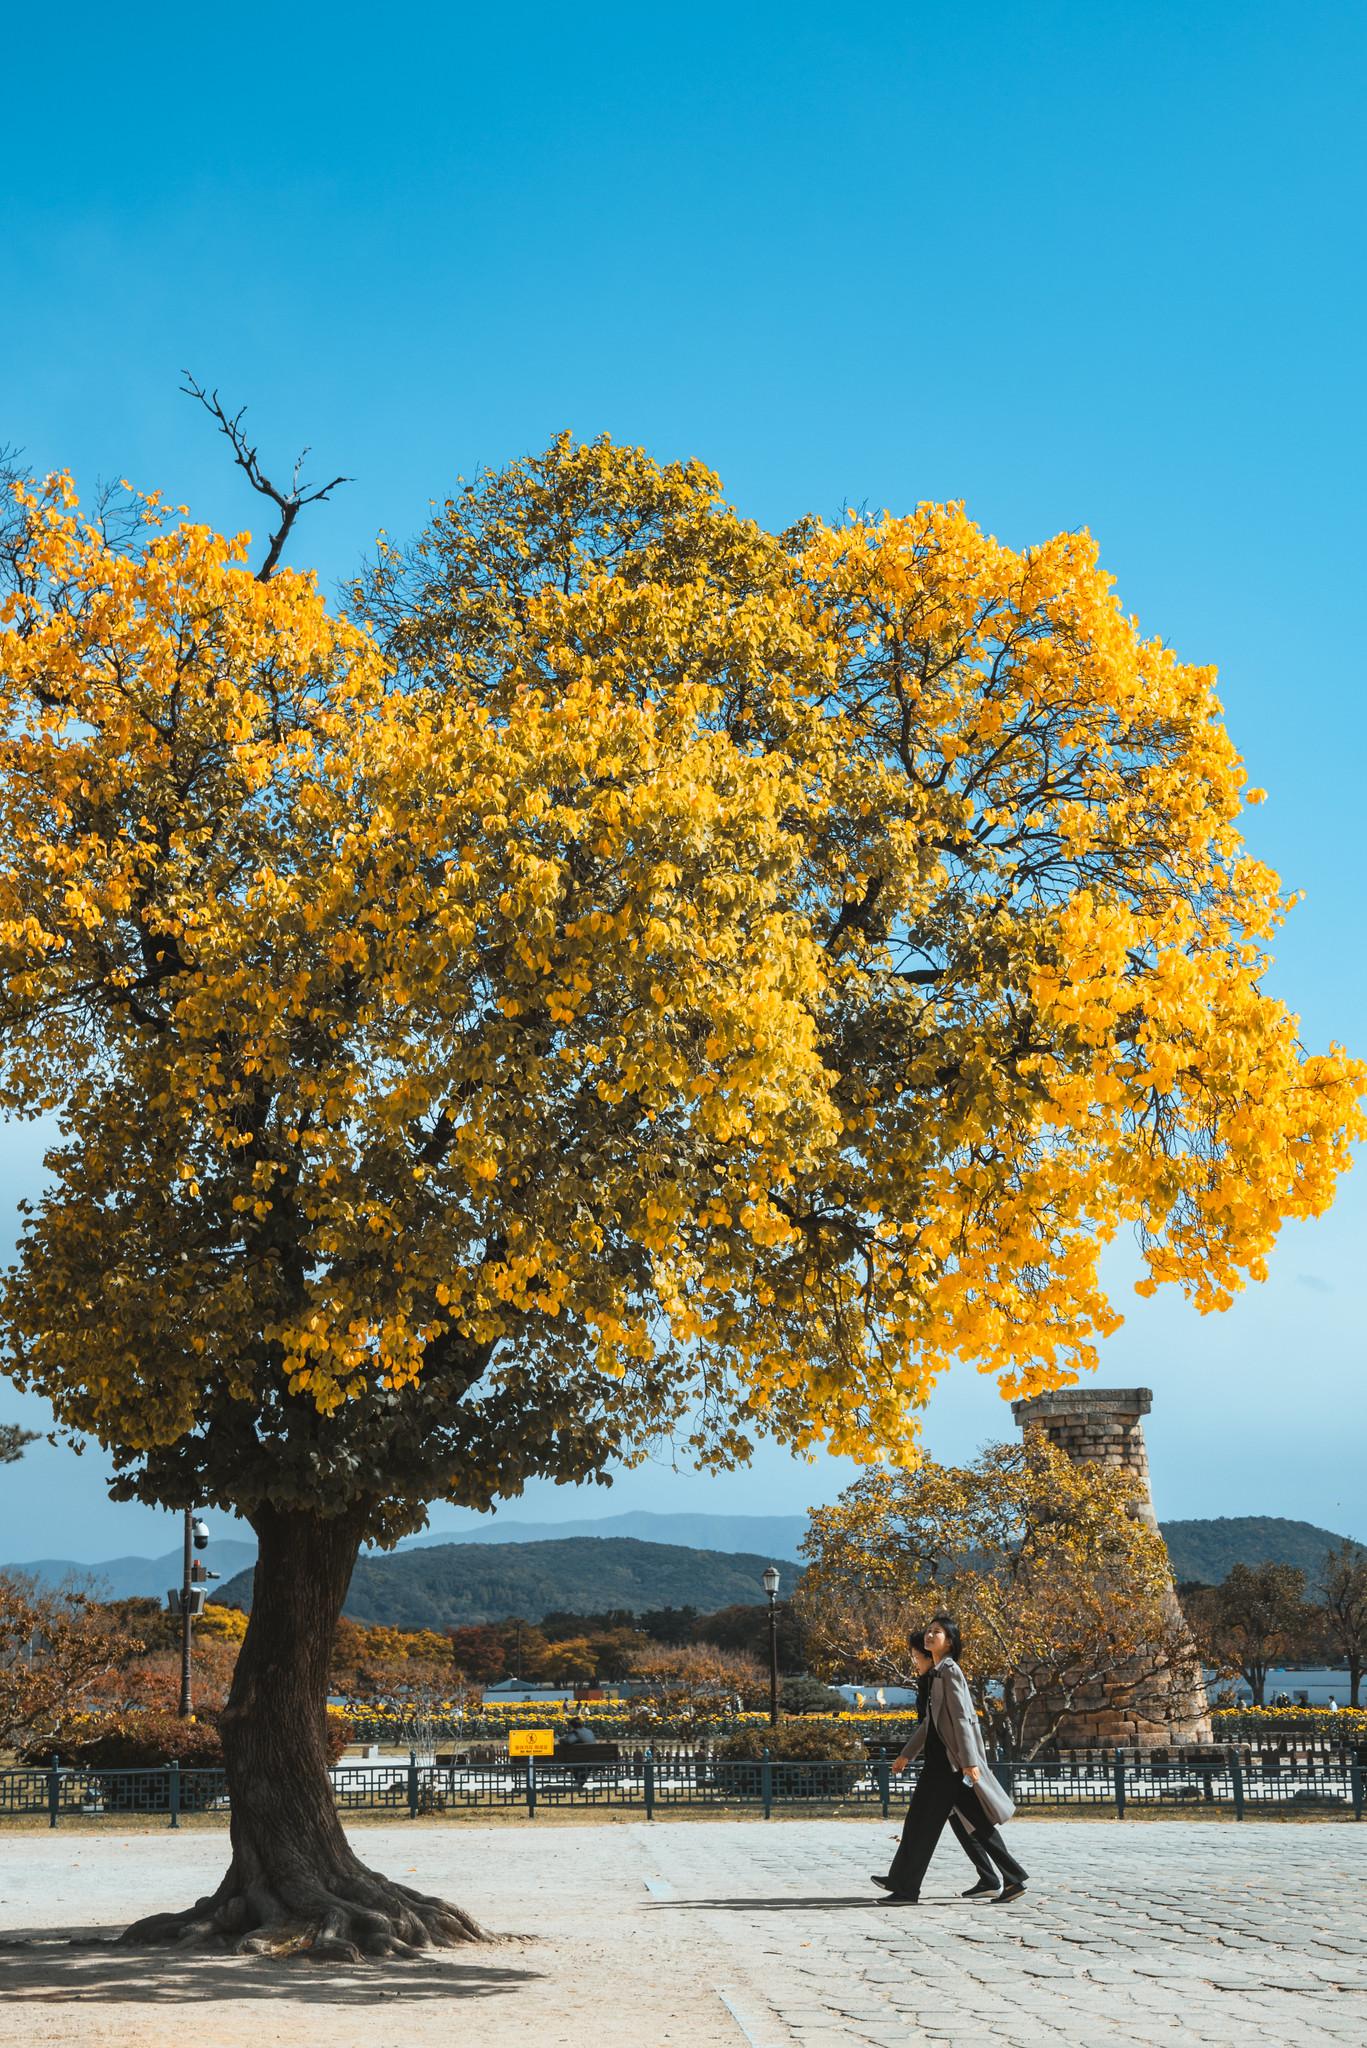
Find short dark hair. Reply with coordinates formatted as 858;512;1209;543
907;1628;927;1654
928;1611;962;1661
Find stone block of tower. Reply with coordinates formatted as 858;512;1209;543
1010;1386;1210;1748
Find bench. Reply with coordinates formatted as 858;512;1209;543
542;1742;623;1784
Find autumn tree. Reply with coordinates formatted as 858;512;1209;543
795;1435;1195;1757
128;1598;248;1713
1185;1562;1313;1706
87;1631;243;1718
0;427;1362;1954
97;1594;174;1647
541;1624;641;1680
691;1600;807;1673
535;1635;594;1682
1318;1544;1367;1708
498;1619;555;1679
330;1618;464;1715
0;1575;144;1750
332;1622;467;1742
0;1422;37;1464
628;1640;769;1715
19;1594;248;1720
444;1623;510;1686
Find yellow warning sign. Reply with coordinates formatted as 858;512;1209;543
508;1728;556;1757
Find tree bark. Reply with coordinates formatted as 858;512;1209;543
121;1503;484;1959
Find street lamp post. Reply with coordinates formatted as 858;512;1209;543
762;1565;781;1727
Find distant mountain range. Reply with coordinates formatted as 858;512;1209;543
218;1537;799;1627
0;1513;808;1602
5;1511;1359;1612
1;1538;260;1601
396;1509;811;1559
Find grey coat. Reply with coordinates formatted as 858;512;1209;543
896;1657;1015;1830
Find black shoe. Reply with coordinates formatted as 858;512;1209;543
880;1891;920;1905
870;1873;895;1890
962;1880;998;1897
992;1881;1027;1904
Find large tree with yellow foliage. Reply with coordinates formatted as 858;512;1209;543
0;428;1360;1954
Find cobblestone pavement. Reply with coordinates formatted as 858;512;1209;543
0;1818;1363;2047
641;1818;1367;2047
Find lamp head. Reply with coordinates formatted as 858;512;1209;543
762;1565;781;1599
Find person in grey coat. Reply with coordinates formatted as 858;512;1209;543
906;1630;1002;1896
872;1613;1028;1905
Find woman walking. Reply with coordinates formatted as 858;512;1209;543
872;1613;1028;1905
905;1629;1001;1897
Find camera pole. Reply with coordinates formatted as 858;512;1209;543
178;1506;194;1719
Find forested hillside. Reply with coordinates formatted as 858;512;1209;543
1161;1516;1361;1586
217;1537;801;1627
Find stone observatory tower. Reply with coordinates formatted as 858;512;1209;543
1010;1387;1211;1747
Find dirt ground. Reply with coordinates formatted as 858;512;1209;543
0;1820;742;2048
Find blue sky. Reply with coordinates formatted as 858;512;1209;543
1;2;1363;1560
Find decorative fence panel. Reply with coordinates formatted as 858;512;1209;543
3;1749;1360;1828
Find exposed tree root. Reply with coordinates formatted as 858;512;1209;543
115;1505;491;1964
121;1858;487;1961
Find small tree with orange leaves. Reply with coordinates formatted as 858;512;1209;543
796;1435;1194;1758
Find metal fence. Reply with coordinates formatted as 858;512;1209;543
998;1751;1364;1819
4;1747;1362;1828
0;1760;228;1825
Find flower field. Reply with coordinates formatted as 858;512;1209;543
337;1698;916;1745
1212;1706;1367;1738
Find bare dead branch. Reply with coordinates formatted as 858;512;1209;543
181;374;351;580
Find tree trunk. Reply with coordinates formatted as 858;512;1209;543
121;1503;484;1959
1350;1658;1361;1710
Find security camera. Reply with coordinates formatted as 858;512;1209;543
191;1517;210;1549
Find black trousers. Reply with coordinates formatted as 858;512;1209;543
949;1810;999;1884
888;1764;1027;1898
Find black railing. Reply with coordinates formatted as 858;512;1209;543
4;1747;1361;1828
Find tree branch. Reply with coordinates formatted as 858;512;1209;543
181;374;351;581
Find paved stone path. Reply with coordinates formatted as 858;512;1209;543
0;1817;1363;2046
647;1818;1367;2045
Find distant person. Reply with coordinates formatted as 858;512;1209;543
1328;1697;1339;1713
871;1613;1028;1907
561;1714;598;1787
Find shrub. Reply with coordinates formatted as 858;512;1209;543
23;1710;221;1767
713;1717;866;1762
28;1707;351;1768
779;1677;848;1716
